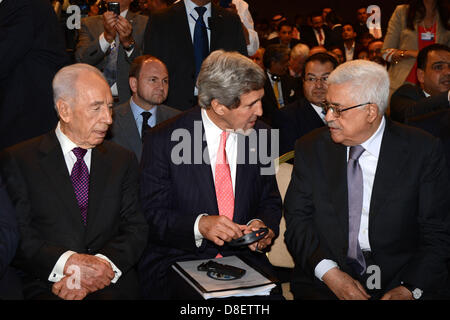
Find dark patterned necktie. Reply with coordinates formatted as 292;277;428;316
141;111;152;142
346;145;366;275
71;147;89;226
193;6;209;79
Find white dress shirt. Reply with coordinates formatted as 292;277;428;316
344;41;356;62
48;123;122;284
313;28;325;46
98;9;134;97
315;117;386;280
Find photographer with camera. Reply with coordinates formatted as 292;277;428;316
75;0;148;104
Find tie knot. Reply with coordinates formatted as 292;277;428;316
141;111;152;122
72;147;87;160
349;145;365;161
195;6;207;16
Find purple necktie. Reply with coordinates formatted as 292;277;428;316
347;145;366;275
71;147;89;226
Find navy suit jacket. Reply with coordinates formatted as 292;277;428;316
138;107;282;299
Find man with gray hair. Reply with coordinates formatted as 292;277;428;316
284;59;450;300
0;63;148;300
138;50;282;299
289;43;310;79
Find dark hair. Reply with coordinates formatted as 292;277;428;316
263;44;290;69
277;21;294;31
310;10;323;19
303;52;338;78
417;43;450;70
129;55;164;78
407;0;449;30
326;10;343;26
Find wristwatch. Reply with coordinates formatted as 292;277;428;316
123;39;135;51
401;282;423;299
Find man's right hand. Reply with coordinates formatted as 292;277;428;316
63;253;115;293
322;267;371;300
198;215;244;246
103;11;118;43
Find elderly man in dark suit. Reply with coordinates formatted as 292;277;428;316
272;53;338;155
138;50;282;299
390;44;450;123
284;59;450;300
75;0;148;105
0;0;68;150
143;0;247;111
109;55;180;161
0;64;148;300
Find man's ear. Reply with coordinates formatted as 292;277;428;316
56;99;72;123
417;68;425;86
129;77;138;94
211;99;226;116
367;103;380;123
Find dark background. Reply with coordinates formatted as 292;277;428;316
245;0;408;32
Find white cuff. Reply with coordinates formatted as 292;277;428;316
95;254;122;284
99;33;111;53
48;250;77;283
194;213;208;248
246;218;263;226
314;259;339;281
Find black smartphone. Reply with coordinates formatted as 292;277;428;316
219;0;232;8
107;2;120;15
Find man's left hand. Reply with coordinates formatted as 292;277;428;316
115;16;134;48
243;220;275;252
380;286;414;300
52;276;90;300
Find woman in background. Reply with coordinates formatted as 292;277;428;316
382;0;450;98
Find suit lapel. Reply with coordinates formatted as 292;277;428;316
86;144;112;229
369;120;409;220
38;132;86;230
209;5;224;51
116;102;142;157
174;1;195;55
321;134;349;241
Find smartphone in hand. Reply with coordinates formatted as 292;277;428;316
107;2;120;15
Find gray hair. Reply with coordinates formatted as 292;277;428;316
290;43;310;60
327;59;390;114
197;50;266;109
52;63;106;114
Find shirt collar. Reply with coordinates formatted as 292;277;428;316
184;0;212;16
55;122;92;156
359;116;386;159
423;90;431;98
130;97;157;121
201;108;236;139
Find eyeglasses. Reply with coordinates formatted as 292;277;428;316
321;101;373;118
304;76;328;84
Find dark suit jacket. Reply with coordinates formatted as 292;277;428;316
0;175;21;299
299;25;338;50
284;120;450;299
406;109;450;175
390;84;450;123
272;97;326;155
138;107;282;299
261;74;301;126
109;100;180;161
0;132;148;299
0;0;68;149
75;11;148;104
143;1;248;110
